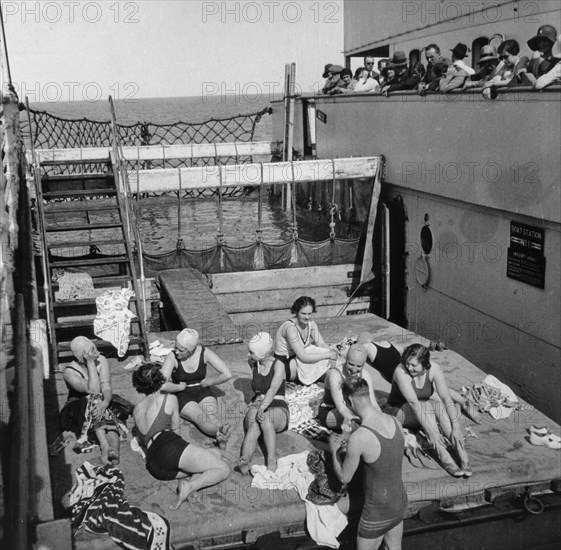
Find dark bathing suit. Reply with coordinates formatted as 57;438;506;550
137;395;189;481
172;346;215;410
250;361;289;430
358;419;407;539
369;343;402;383
383;370;434;416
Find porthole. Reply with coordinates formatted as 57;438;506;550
420;225;433;254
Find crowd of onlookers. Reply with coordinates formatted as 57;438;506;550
321;25;561;97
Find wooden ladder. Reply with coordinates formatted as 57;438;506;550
35;158;149;368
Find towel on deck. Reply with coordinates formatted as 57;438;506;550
54;270;96;301
94;288;136;357
251;451;347;548
65;462;171;550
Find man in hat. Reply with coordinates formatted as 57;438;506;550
418;43;451;93
381;51;420;94
321;64;344;94
439;43;474;92
464;45;499;88
527;25;560;80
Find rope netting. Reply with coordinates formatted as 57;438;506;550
23;106;273;190
23;105;271;150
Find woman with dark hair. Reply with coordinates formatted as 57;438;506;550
273;296;338;383
384;344;472;477
133;363;229;510
483;39;530;89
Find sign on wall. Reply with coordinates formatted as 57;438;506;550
506;221;546;289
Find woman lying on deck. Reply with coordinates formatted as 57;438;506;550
383;343;472;477
161;329;232;448
274;296;338;384
318;344;379;433
132;363;230;510
238;332;289;475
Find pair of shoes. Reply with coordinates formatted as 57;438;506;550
529;431;561;450
530;426;561;443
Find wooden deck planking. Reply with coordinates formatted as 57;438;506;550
157;268;241;344
45;313;561;550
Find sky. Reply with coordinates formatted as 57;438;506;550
2;0;345;101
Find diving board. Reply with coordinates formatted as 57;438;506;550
157;268;241;345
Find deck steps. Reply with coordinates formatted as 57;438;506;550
47;238;126;250
42;188;117;199
157;268;241;345
35;157;149;368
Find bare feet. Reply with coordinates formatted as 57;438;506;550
461;401;482;424
108;449;120;466
266;458;277;473
237;457;250;476
216;424;231;450
100;444;109;464
169;479;197;511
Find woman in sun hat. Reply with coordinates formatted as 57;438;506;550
238;332;289;475
161;328;233;449
321;64;344;94
527;24;559;79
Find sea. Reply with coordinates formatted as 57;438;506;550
35;95;334;253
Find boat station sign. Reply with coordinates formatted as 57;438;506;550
506;221;546;289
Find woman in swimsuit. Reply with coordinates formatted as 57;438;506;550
273;296;337;382
60;336;121;464
133;363;229;510
383;343;472;477
238;332;289;475
161;329;232;448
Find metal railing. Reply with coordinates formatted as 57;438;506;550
108;96;150;347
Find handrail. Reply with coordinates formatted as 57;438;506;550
25;96;54;369
108;96;149;341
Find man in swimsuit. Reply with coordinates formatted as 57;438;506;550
329;378;406;550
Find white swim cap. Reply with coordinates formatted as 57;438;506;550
176;328;199;350
248;332;273;359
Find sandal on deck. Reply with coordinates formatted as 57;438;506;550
530;426;561;444
529;432;561;450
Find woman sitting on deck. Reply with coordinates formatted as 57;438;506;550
383;343;472;477
238;332;289;475
161;329;232;448
58;336;125;464
132;363;230;510
318;344;379;433
274;296;338;384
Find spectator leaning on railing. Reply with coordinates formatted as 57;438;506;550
439;43;473;93
534;37;561;90
418;43;452;93
381;51;421;95
463;45;499;89
527;25;560;80
483;39;530;90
